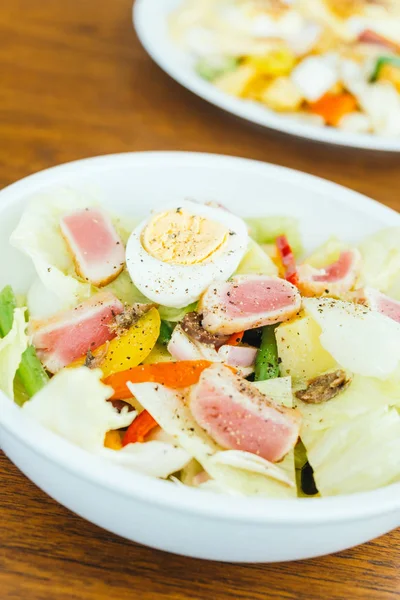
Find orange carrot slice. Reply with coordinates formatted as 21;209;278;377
309;92;357;127
104;360;213;400
226;331;244;345
122;411;158;446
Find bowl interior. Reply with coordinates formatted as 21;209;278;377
0;151;396;293
0;151;399;521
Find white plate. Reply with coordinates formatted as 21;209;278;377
133;0;400;152
0;152;399;563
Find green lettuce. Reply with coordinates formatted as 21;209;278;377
245;216;303;257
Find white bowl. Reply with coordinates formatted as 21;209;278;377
134;0;400;152
0;152;399;563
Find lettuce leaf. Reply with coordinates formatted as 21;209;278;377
303;297;400;379
245;216;303;257
303;236;348;269
0;308;28;399
100;441;191;479
302;407;400;496
235;239;278;277
23;367;135;451
296;372;400;496
158;302;198;322
295;374;394;433
358;227;400;297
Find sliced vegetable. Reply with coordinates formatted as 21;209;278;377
105;360;213;400
101;441;190;478
17;346;49;399
358;30;400;53
0;286;48;402
70;307;160;378
122;411;158;446
158;320;173;346
158;302;197;323
254;325;279;381
309;93;357;127
260;76;304;112
226;331;244;346
245;216;303;257
195;56;238;82
104;430;123;450
23;367;135;452
276;234;298;284
235;239;278;277
0;285;17;337
246;47;296;77
302;406;400;496
142;343;174;365
214;63;257;97
370;56;400;83
0;307;28;399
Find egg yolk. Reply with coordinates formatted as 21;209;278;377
142;208;229;265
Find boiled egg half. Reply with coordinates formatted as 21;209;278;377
126;200;248;307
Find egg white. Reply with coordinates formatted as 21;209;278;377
126;200;248;308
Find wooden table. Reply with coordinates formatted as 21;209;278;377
0;1;399;598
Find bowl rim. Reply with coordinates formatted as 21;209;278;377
1;150;399;525
133;0;400;153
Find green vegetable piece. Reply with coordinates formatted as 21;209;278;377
13;375;30;408
0;285;17;337
158;302;198;323
245;216;303;257
254;325;280;381
195;56;238;82
370;55;400;82
158;320;173;346
17;345;49;399
0;285;48;403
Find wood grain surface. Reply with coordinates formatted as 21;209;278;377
0;1;399;599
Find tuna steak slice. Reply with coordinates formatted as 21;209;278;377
364;287;400;324
60;208;125;287
297;249;361;297
199;274;301;335
30;291;124;373
190;364;301;462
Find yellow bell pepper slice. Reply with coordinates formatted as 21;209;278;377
70;307;160;378
104;430;123;450
245;47;296;77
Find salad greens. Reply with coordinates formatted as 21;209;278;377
0;286;48;404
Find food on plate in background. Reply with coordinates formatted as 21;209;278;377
2;190;400;500
169;0;400;137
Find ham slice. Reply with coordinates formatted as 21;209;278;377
190;364;301;462
30;291;124;373
60;208;125;287
297;249;361;297
364;287;400;324
199;275;301;335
